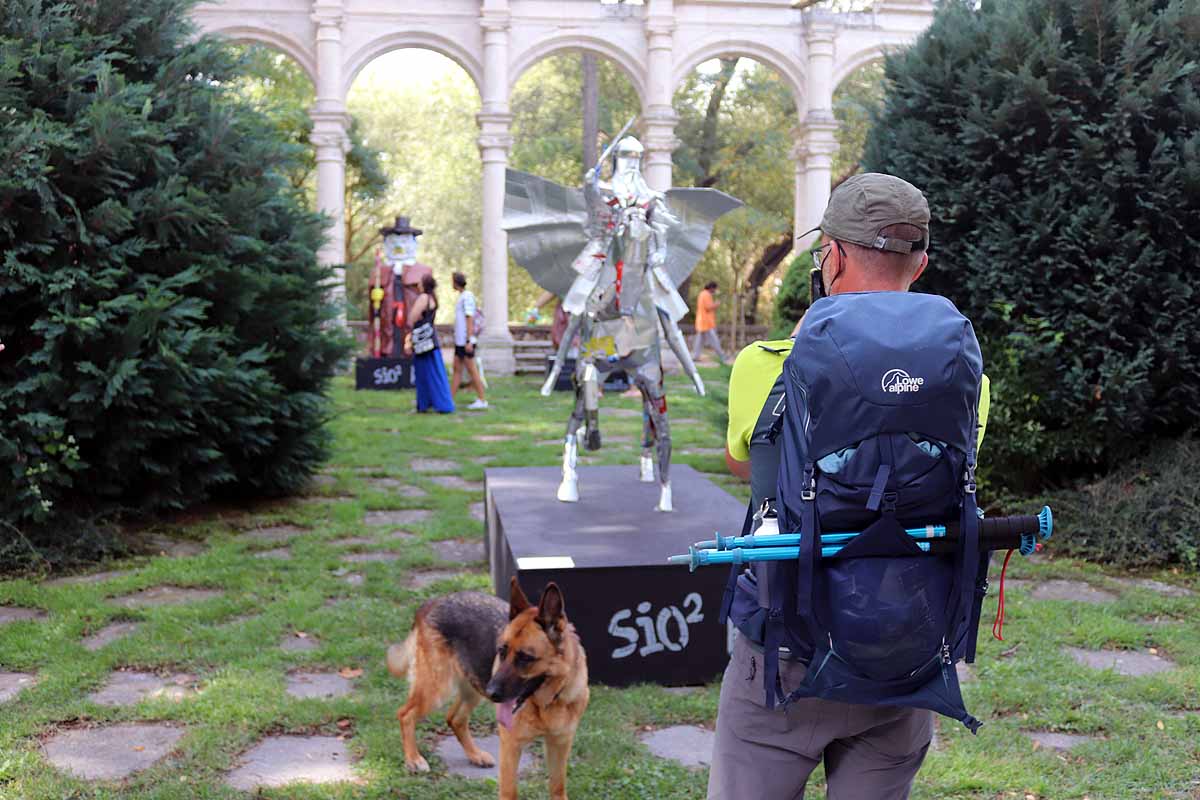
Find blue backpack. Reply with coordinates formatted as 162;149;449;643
756;291;988;732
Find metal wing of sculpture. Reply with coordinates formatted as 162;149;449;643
660;188;744;288
502;169;590;298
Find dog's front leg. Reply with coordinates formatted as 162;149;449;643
544;731;575;800
497;726;523;800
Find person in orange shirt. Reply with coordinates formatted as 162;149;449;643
691;281;726;365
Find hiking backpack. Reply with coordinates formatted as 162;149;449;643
755;291;988;732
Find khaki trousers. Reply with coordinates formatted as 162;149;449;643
707;635;933;800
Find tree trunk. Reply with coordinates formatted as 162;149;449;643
582;52;599;174
697;58;739;188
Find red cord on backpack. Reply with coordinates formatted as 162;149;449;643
992;548;1015;641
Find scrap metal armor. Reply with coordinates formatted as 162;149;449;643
504;132;741;512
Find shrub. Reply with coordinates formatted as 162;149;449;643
770;252;814;338
1044;437;1199;570
863;0;1200;491
0;0;349;567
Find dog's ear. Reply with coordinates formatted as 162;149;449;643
537;582;565;642
509;576;532;620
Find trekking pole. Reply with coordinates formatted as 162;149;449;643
672;507;1053;572
694;507;1052;553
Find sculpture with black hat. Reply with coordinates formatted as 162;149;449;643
355;214;434;390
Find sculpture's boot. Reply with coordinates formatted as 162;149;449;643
557;436;580;503
656;481;673;513
639;451;655;483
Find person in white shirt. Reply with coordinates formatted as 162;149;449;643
451;272;488;410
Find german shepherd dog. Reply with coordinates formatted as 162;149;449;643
387;578;589;799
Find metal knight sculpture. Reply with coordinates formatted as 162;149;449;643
504;122;741;512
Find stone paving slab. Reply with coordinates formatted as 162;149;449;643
309;474;338;488
428;475;484;492
342;551;401;564
286;670;354;699
0;671;37;703
43;722;185;780
607;408;642;418
89;670;197;706
474;455;497;465
957;662;976;683
111;586;222;609
83;621;140;652
146;535;205;558
335;536;378;546
406;569;469;589
281;632;319;652
366;477;425;494
411;458;459;473
389;530;417;542
470;502;486;522
0;606;47;625
1031;580;1117;604
679;447;725;456
342;573;365;586
1111;577;1194;598
253;547;292;560
46;569;133;588
364;509;432;526
639;725;714;768
432;538;485;564
241;525;306;543
662;686;700;696
1027;731;1094;751
225;735;358;791
476;434;516;442
434;734;533;778
1065;646;1176;677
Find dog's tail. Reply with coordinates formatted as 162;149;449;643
386;630;417;681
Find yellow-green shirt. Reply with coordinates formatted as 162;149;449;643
726;339;991;463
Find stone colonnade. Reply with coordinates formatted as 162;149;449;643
193;0;934;374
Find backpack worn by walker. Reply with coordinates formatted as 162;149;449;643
766;291;988;732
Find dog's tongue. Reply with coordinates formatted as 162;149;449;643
497;699;516;730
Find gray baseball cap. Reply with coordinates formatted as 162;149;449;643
807;173;930;254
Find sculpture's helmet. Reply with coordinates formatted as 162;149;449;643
613;135;644;177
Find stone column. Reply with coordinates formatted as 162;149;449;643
311;1;348;314
477;1;516;375
797;18;838;251
790;137;808;250
642;0;678;192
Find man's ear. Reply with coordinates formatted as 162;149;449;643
510;576;532;620
908;252;929;287
537;583;565;640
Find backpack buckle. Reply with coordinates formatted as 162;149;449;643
963;465;977;495
801;465;816;501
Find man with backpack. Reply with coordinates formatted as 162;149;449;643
451;271;488;410
709;174;991;799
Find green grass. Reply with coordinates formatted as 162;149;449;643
1;370;1198;799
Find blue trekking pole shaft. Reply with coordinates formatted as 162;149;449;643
668;542;933;572
696;507;1052;552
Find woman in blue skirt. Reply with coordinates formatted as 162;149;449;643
407;274;455;413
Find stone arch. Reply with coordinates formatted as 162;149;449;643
672;39;806;110
210;25;317;84
510;35;647;104
833;44;893;92
343;31;484;97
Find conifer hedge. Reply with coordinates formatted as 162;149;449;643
863;0;1200;490
0;0;349;564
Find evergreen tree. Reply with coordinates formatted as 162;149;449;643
864;0;1200;489
0;0;349;564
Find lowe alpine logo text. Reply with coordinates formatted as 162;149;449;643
881;369;925;394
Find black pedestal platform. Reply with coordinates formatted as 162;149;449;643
355;357;412;390
485;464;742;686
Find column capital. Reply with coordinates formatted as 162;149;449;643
480;9;511;33
476;112;513;158
310;110;349;154
645;17;676;40
310;0;344;29
799;116;839;157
